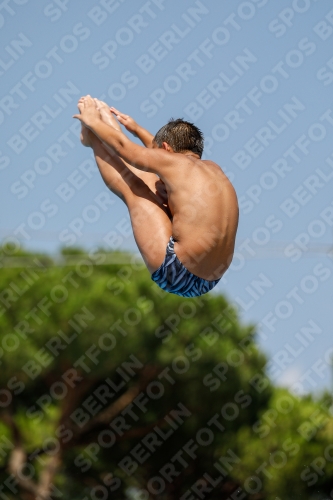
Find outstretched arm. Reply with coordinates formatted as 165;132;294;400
74;96;174;176
111;107;154;148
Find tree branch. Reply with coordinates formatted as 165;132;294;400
79;383;142;436
35;453;62;500
78;365;159;437
7;438;38;497
2;408;63;500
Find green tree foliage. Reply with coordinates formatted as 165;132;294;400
0;248;332;500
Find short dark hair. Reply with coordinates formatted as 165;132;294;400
154;118;204;158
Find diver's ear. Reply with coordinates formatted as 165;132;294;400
162;142;174;152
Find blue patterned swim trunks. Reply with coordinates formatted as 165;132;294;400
151;236;221;298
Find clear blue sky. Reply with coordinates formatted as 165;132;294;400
1;0;333;394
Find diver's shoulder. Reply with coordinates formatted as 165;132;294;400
201;159;225;173
201;159;221;167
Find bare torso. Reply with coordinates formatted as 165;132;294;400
161;155;239;281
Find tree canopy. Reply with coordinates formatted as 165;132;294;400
0;247;332;500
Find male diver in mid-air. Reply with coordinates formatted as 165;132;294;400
73;96;239;298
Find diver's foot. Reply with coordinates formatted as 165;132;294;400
94;98;121;131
